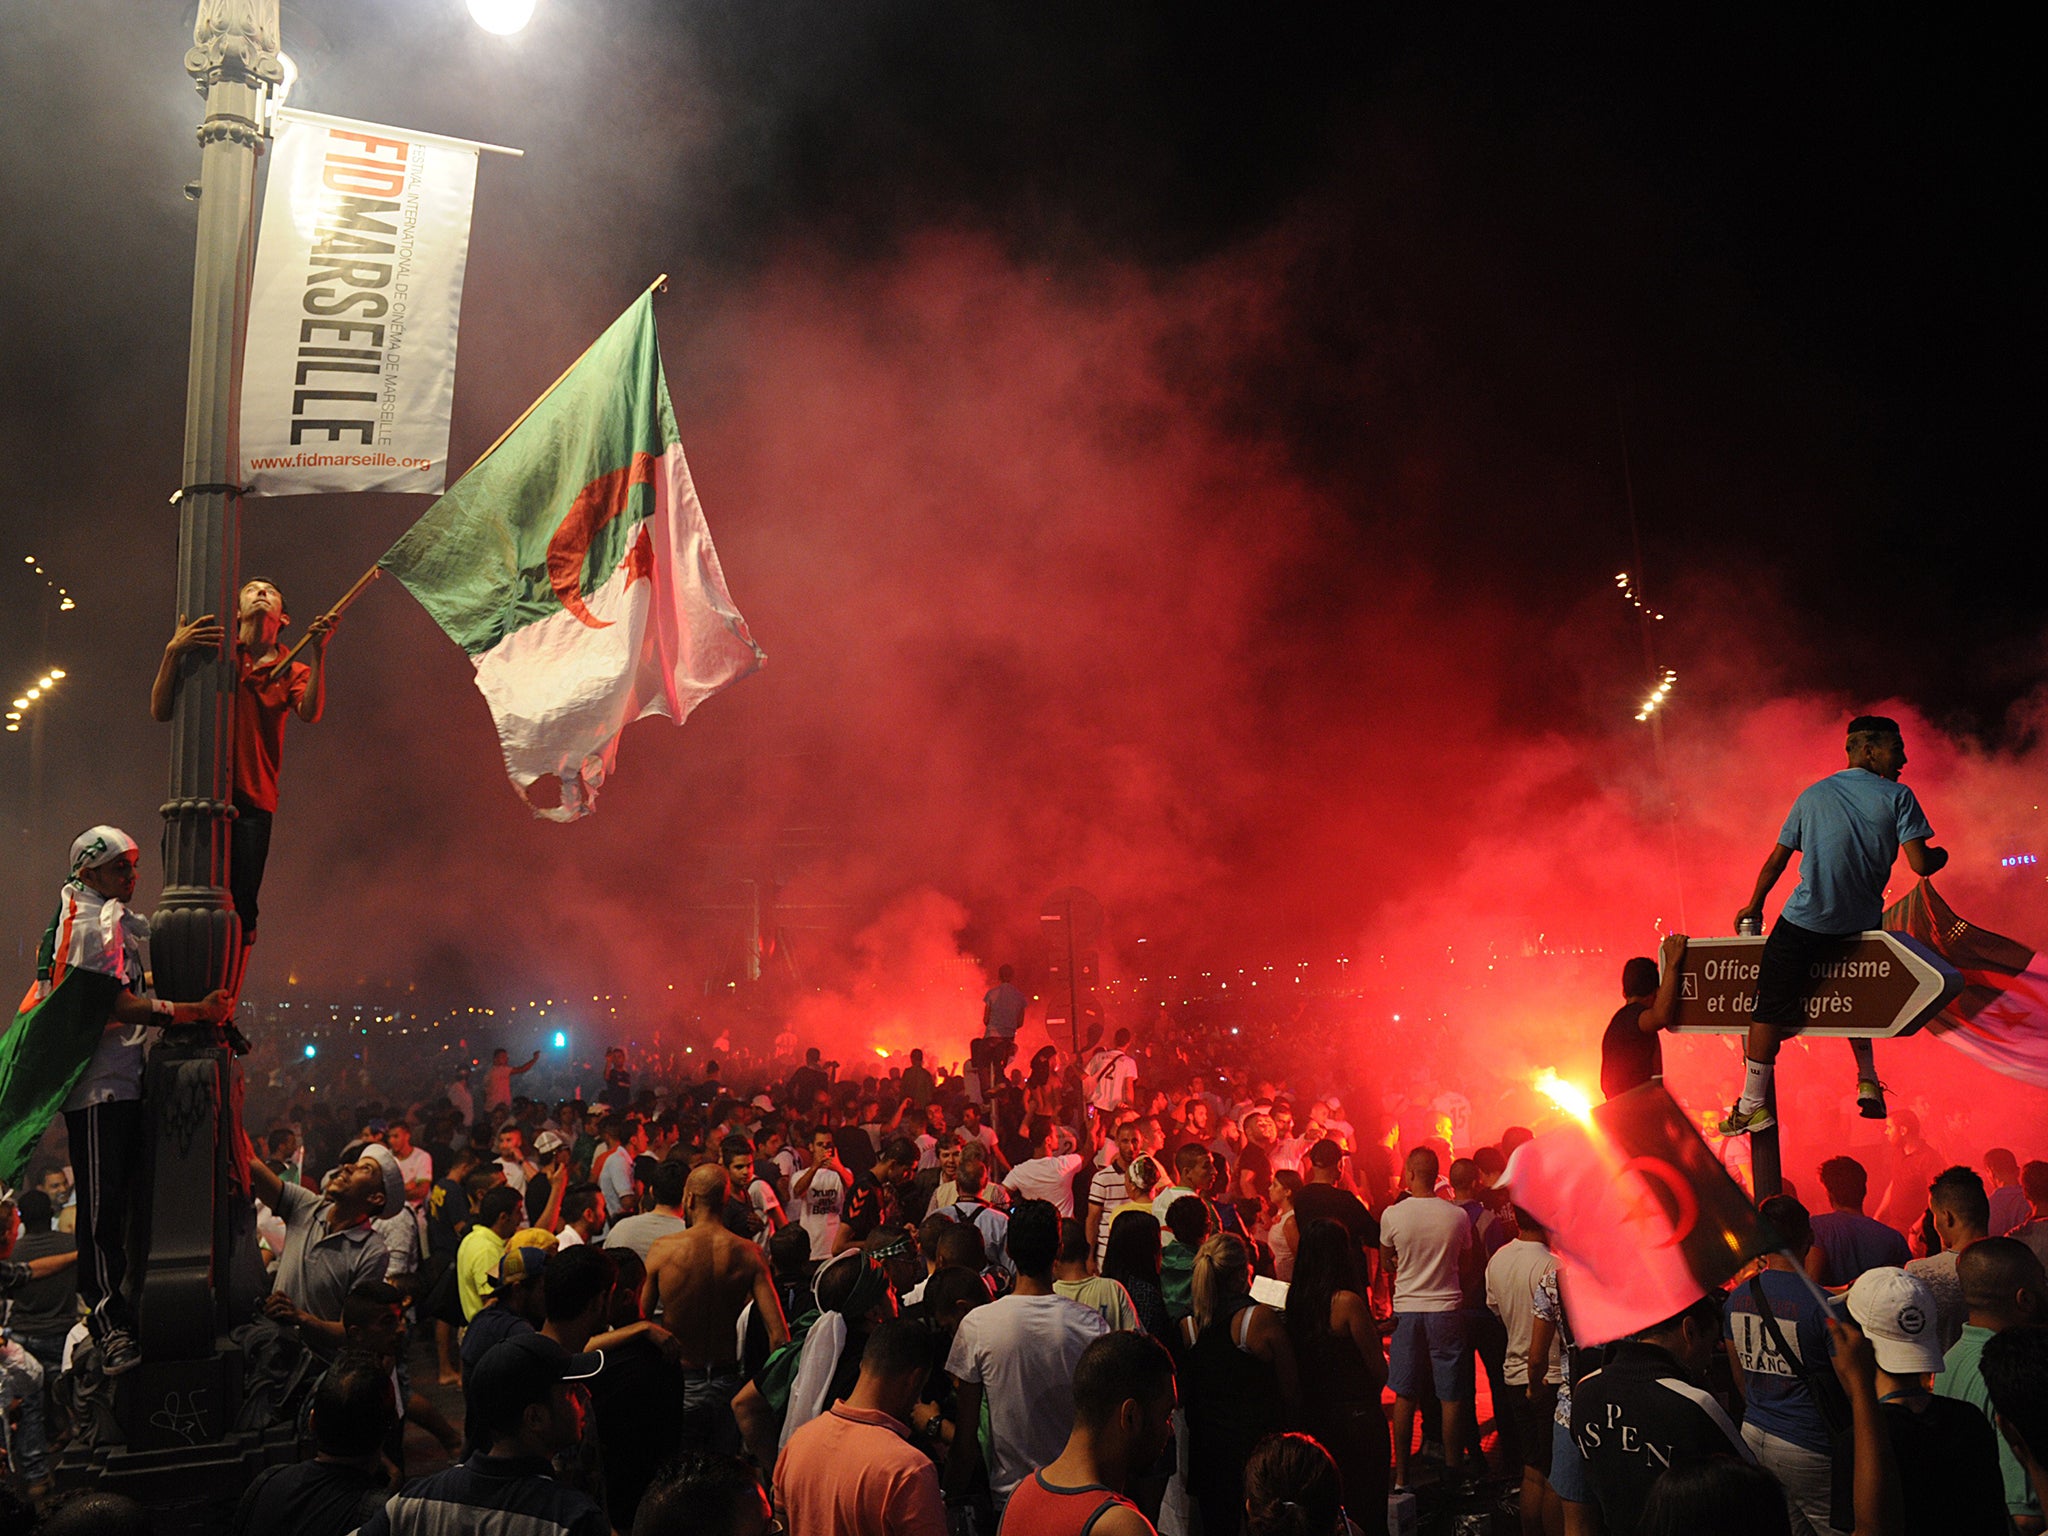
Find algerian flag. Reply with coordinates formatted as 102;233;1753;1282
381;291;763;819
1506;1084;1780;1345
1885;880;2048;1087
0;884;142;1190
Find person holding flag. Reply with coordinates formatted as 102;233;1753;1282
151;578;338;996
1721;714;1948;1135
0;827;229;1375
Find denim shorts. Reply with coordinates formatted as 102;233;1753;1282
1550;1417;1594;1503
1389;1311;1472;1401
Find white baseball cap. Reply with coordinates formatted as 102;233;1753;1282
1845;1266;1946;1375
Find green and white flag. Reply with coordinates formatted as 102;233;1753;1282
381;292;763;819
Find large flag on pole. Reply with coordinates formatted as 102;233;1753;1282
1507;1084;1779;1345
379;289;763;820
240;109;505;496
1884;880;2048;1088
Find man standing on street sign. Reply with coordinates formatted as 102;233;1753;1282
1720;715;1948;1136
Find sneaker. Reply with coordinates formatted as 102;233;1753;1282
101;1328;142;1376
1717;1100;1776;1135
1856;1079;1888;1120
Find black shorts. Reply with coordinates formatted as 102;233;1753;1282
231;805;274;940
1515;1383;1557;1474
1753;917;1857;1028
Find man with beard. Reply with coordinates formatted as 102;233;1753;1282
250;1140;404;1355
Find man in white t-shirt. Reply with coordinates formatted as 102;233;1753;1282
483;1046;541;1115
387;1120;434;1212
1084;1029;1139;1118
958;1105;1003;1166
596;1114;646;1221
494;1125;540;1197
1379;1147;1479;1489
943;1200;1110;1511
790;1127;849;1262
1003;1123;1086;1218
1485;1206;1562;1516
1086;1120;1143;1266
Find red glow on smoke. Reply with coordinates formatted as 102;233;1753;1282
226;231;2048;1168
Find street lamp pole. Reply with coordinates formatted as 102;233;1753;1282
107;0;277;1471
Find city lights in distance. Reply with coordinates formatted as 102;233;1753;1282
5;666;67;731
1635;667;1678;723
303;1043;317;1058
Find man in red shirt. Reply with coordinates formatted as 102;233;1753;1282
152;578;335;996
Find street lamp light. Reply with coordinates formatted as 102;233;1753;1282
468;0;537;35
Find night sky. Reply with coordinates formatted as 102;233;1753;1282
2;3;2040;1028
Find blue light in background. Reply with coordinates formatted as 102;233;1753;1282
303;1043;316;1058
553;1030;567;1049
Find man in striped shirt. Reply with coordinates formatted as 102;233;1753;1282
1086;1119;1144;1267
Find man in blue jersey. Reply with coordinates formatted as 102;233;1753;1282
1721;716;1948;1135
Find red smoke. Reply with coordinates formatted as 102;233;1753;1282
214;231;2048;1167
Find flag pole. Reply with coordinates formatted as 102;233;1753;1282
273;274;671;672
276;564;382;669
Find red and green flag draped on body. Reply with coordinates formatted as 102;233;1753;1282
380;291;763;819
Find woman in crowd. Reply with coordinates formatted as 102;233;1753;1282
1266;1169;1303;1280
1284;1218;1389;1516
1103;1207;1174;1341
1244;1432;1351;1536
1178;1232;1300;1536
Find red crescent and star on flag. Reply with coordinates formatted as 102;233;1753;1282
1615;1155;1700;1249
545;450;660;629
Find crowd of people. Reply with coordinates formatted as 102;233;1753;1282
0;708;2041;1535
6;995;2048;1536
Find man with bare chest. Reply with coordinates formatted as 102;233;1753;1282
641;1164;790;1453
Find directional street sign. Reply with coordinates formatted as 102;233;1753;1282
1666;931;1962;1039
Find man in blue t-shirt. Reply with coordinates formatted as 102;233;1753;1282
1807;1155;1909;1288
1722;715;1947;1134
1724;1197;1847;1534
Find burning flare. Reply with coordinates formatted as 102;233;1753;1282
1534;1069;1595;1124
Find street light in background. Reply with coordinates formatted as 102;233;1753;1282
467;0;537;36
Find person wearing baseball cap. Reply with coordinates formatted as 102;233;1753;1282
248;1136;406;1357
358;1141;419;1287
0;826;230;1377
359;1332;607;1536
459;1230;559;1396
1846;1265;2011;1532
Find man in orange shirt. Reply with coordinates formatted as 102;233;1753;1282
773;1317;947;1536
152;578;335;999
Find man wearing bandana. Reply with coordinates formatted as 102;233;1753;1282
0;827;229;1375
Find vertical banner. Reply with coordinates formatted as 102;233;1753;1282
240;111;484;495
